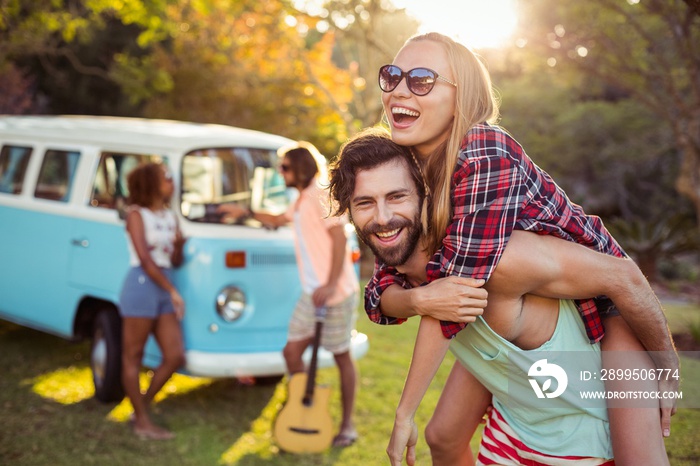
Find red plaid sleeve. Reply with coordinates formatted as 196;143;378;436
364;258;410;326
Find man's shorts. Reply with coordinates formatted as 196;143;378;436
477;408;614;466
287;292;358;355
119;266;175;319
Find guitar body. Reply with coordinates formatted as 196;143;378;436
274;372;334;453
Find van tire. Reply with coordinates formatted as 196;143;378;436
91;309;124;403
255;375;284;385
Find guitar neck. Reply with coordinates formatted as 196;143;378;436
303;320;323;405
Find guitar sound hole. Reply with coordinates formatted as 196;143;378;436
289;427;321;434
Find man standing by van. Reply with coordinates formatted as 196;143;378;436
218;142;360;448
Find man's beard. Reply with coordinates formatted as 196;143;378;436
356;215;421;267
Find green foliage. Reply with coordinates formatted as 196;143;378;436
496;66;675;216
514;0;700;224
490;31;699;277
111;53;174;104
689;319;700;344
608;213;700;279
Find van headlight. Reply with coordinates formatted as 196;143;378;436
216;286;246;322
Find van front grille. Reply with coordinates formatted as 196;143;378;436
249;253;297;267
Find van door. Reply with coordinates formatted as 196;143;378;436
17;147;81;334
67;209;127;297
68;152;162;297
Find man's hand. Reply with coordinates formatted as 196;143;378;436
217;203;248;223
413;276;487;323
387;415;418;466
659;376;680;437
312;283;337;308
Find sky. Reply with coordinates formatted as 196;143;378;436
393;0;519;49
293;0;520;50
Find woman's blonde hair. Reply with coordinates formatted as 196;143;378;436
405;32;500;254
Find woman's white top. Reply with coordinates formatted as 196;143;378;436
126;207;177;268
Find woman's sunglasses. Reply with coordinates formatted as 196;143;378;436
378;64;457;96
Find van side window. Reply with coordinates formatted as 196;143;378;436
0;145;32;195
90;152;162;209
34;149;81;202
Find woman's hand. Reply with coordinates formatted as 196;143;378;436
170;290;185;320
171;229;187;267
413;276;487;322
387;415;418;466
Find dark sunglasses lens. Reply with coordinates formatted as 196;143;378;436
407;68;437;96
379;65;403;92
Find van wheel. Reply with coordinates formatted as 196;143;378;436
91;309;124;402
255;375;284;386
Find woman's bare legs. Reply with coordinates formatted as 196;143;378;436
123;313;183;440
425;361;492;466
122;317;170;439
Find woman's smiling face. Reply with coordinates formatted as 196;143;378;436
381;40;457;158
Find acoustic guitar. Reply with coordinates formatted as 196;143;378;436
273;307;334;453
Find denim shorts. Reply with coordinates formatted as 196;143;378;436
119;266;175;318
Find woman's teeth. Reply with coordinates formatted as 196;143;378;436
392;107;419;117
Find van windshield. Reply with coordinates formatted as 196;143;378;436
181;147;289;224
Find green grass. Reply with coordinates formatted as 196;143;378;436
663;302;700;335
0;299;698;465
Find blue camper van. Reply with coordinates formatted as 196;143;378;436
0;115;368;402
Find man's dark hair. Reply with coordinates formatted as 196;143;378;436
328;126;426;217
279;142;320;189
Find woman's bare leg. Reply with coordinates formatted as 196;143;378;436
143;313;185;405
425;361;492;466
122;317;172;438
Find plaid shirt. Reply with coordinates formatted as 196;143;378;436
365;124;626;341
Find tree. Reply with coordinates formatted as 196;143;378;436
0;0;176;115
0;63;46;113
516;0;700;224
293;0;420;130
0;1;360;152
134;0;355;152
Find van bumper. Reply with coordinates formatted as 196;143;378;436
183;331;369;378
